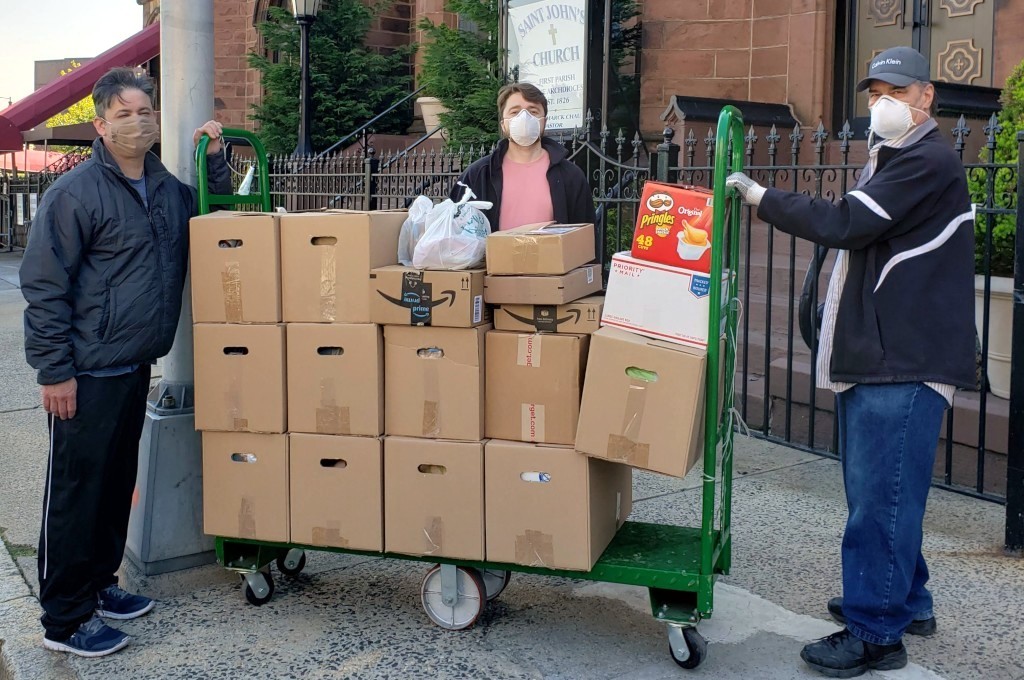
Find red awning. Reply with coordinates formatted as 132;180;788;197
0;22;160;151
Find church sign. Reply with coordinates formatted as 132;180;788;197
507;0;589;131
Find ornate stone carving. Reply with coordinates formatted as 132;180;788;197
940;0;985;19
868;0;902;26
936;39;984;84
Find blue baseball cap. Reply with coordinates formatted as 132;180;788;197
856;46;930;92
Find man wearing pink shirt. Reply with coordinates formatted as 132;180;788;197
451;83;595;231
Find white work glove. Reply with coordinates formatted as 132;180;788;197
726;172;766;207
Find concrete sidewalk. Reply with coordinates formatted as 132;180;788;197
1;250;1022;680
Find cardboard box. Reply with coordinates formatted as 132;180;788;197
483;265;601;305
280;210;404;323
602;253;729;350
202;432;289;542
384;325;488;441
194;324;286;433
371;266;489;328
286;324;383;436
494;295;604;334
575;327;710;478
289;434;383;551
631;182;717;273
485;331;589;445
190;212;281;323
486;223;595;275
484;440;631;571
384;436;484;559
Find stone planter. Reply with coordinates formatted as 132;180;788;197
974;274;1014;399
415;96;448;138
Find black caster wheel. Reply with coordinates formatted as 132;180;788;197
276;549;307;577
243;570;275;606
476;569;512;601
668;625;707;669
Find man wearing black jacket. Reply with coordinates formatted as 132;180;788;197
20;68;232;658
727;47;975;677
450;82;595;231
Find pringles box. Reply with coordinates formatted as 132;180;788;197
631;182;716;273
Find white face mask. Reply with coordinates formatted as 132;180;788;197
507;110;542;147
869;95;927;140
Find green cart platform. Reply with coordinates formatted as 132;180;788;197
199;107;745;671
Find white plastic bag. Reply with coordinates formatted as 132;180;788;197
412;184;492;270
398;195;434;266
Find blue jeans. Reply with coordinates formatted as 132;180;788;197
837;383;947;646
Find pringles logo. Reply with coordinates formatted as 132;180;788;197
643;192;676;235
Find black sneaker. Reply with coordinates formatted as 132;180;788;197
801;628;907;678
827;597;937;637
43;615;130;658
96;585;155;620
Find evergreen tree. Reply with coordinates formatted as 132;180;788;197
250;3;413;155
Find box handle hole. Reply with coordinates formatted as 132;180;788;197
230;453;257;463
320;458;347;468
223;347;250;355
317;347;344;356
311;236;338;246
218;239;243;248
520;472;551;483
416;347;444;359
625;366;659;382
417;464;446;475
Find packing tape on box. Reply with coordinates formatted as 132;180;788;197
515;529;554;567
511;234;541;273
422;516;443;555
319;246;337;321
606;375;651;468
222;261;243;322
312;520;349;548
517;334;542;367
422;351;442;437
316;377;351;435
521;403;546;442
238;496;257;539
226;374;248;431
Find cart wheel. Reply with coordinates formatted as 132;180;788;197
243;570;275;606
276;549;307;577
420;564;486;630
668;625;707;669
477;569;512;601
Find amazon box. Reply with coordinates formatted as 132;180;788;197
384;325;488;441
575;327;709;478
286;323;383;436
483;265;601;305
190;211;281;323
384;436;484;560
602;252;729;350
289;434;383;551
202;432;289;542
494;295;604;334
486;223;595;275
194;324;286;433
485;440;631;571
370;266;489;327
485;331;589;445
280;210;404;323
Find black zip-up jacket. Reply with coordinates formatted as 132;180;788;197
21;137;231;385
757;127;975;388
450;137;596;231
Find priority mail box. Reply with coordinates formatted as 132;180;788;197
280;210;404;323
384;436;484;560
371;266;489;327
202;432;289;542
494;295;604;334
384;325;488;441
484;440;631;571
190;211;281;323
485;331;589;445
194;324;286;433
575;327;710;478
483;265;601;305
286;323;383;436
289;434;383;551
602;252;728;350
486;223;595;275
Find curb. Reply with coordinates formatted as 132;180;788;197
0;539;76;680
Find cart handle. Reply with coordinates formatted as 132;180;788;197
196;127;272;215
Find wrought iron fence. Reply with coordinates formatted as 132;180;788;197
1;149;90;250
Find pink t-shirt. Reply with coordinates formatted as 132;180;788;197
499;151;554;230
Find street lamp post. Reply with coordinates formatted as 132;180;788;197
292;0;322;156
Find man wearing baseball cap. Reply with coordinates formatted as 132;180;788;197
726;46;975;677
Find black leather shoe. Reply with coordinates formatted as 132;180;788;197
801;628;907;678
828;597;937;637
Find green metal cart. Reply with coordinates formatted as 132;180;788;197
200;107;745;670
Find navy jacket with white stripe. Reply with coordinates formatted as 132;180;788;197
757;127;976;389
